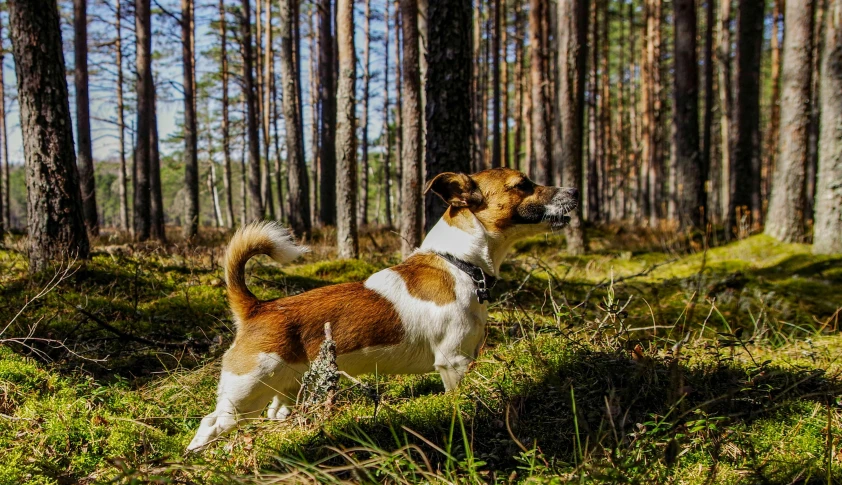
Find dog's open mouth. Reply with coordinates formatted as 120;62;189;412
550;216;572;229
548;201;577;229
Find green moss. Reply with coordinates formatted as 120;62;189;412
0;230;840;483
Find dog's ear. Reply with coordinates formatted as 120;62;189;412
424;172;483;208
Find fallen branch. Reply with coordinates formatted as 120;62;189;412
63;295;205;350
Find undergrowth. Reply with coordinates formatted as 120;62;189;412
0;227;840;484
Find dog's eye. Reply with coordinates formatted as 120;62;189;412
514;179;534;192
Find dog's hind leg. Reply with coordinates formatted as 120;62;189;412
187;355;301;451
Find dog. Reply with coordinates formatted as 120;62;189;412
187;168;578;451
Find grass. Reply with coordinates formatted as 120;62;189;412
0;226;840;484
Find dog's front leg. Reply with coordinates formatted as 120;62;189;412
434;354;473;391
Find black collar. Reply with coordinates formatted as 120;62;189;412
434;252;498;304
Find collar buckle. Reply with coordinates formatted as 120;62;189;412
434;252;497;304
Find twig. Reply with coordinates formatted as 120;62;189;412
63;295;201;349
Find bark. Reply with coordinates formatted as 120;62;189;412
424;0;472;231
208;129;224;228
318;0;337;225
382;0;393;228
645;0;663;226
501;0;510;168
627;0;640;219
240;0;264;221
182;0;199;238
150;91;166;242
558;0;587;254
813;0;842;254
335;0;358;258
0;14;7;231
717;0;732;227
219;0;234;228
134;0;153;240
280;0;311;237
491;0;502;168
74;0;98;236
599;0;611;219
513;0;524;170
115;0;129;231
418;0;428;137
261;0;275;220
701;0;715;224
807;0;826;223
587;0;600;221
766;0;815;242
472;4;484;170
9;0;90;271
394;1;404;209
308;6;320;224
763;0;783;208
400;0;423;256
359;0;372;225
673;0;703;228
529;0;550;184
730;0;764;234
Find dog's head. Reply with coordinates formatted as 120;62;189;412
425;168;579;238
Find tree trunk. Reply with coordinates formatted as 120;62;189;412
813;0;842;254
219;0;234;228
359;0;372;226
335;0;358;258
807;0;826;224
701;0;715;224
529;0;550;184
645;0;663;227
382;0;393;228
182;0;199;238
673;0;703;228
599;0;611;220
261;0;275;220
558;0;587;254
501;0;510;168
766;0;815;242
730;0;764;235
308;6;320;225
717;0;732;228
74;0;98;236
239;0;263;222
424;0;472;231
149;90;166;242
318;0;337;225
114;0;129;231
587;0;599;221
513;0;524;171
400;0;423;257
280;0;311;237
134;0;153;240
491;0;502;168
0;11;8;231
239;0;265;221
394;1;404;211
763;0;783;211
472;4;484;171
9;0;90;271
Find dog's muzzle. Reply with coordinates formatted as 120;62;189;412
546;187;579;228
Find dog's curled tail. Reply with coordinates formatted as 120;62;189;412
225;222;308;322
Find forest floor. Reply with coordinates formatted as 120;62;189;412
0;226;841;484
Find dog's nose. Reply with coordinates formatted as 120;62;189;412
564;187;579;201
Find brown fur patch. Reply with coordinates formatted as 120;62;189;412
392;253;456;305
224;283;404;374
442;168;558;233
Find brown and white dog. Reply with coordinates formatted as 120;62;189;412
187;168;578;451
